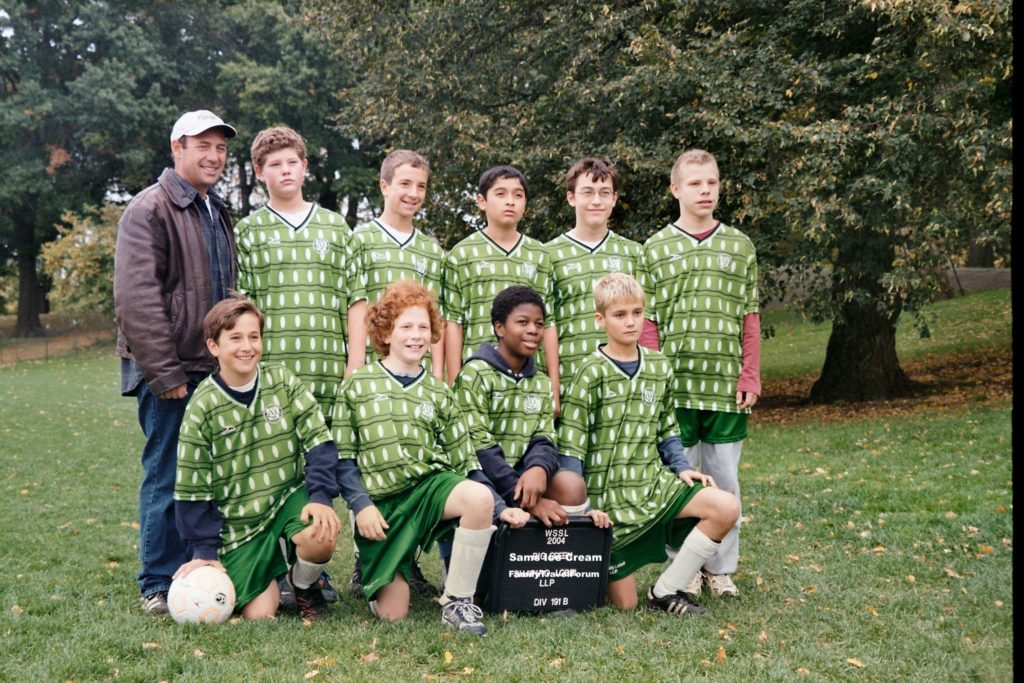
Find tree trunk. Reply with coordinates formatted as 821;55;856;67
966;238;995;268
810;300;912;403
238;158;252;217
13;241;46;338
345;194;358;227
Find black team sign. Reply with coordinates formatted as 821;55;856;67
476;517;612;613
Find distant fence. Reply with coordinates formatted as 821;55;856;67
0;312;117;365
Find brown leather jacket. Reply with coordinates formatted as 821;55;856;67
114;168;236;395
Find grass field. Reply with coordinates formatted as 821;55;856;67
0;289;1012;681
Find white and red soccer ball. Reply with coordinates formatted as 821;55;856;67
167;566;236;624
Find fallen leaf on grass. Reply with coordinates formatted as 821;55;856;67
548;658;564;667
872;545;886;554
786;555;800;563
943;566;964;579
444;651;453;665
142;642;160;651
847;658;865;668
802;585;817;594
994;600;1004;608
977;544;994;555
304;671;319;679
758;631;768;642
11;605;23;615
193;649;204;658
360;653;378;663
906;574;916;583
716;647;727;663
866;607;879;616
808;563;823;573
796;667;810;675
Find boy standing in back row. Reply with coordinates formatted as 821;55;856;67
443;166;557;394
235;126;359;425
546;157;644;406
641;149;761;598
346;150;446;378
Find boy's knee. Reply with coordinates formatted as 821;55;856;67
717;491;741;527
373;601;409;622
608;592;638;611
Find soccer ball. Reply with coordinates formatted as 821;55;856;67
168;566;236;624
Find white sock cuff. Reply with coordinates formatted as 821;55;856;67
561;499;590;515
454;524;496;548
291;556;327;589
682;527;720;560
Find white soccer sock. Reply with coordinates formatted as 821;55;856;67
442;525;495;600
291;556;327;590
653;528;719;598
561;499;590;516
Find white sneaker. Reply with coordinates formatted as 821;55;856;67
682;571;703;597
705;573;739;596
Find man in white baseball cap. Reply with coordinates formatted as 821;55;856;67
114;108;238;614
169;109;238;142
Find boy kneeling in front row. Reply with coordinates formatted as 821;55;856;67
558;273;740;615
331;280;499;636
173;293;341;620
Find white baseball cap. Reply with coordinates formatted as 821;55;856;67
169;110;237;142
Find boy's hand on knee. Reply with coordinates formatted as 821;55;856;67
355;505;389;540
499;507;531;528
679;470;716;488
530;498;568;527
173;559;226;580
301;502;341;542
514;466;548;510
586;509;612;529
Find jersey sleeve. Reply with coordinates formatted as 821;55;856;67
442;251;465;325
331;375;359;462
656;360;680;443
345;232;368;307
744;240;759;315
286;367;332;453
234;217;254;297
452;364;498;452
174;395;214;502
557;362;597;463
437;390;479;476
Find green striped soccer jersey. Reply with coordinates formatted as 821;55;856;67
331;361;478;500
348;219;445;369
546;230;645;397
453;355;556;466
558;346;685;550
642;223;758;413
175;363;332;553
443;230;554;360
234;205;353;419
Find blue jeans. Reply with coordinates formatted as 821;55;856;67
135;377;202;596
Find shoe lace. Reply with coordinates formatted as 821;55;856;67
443;598;483;624
295;586;325;619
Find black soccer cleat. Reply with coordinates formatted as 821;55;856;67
409;559;440;597
646;585;712;616
317;570;339;603
292;569;329;621
348;563;363;597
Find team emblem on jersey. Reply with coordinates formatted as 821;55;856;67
523;394;542;414
313;238;329;258
519;261;537;279
604;256;622;272
641;386;656;405
415;257;428;275
476;261;495;274
417;402;436;420
264;402;283;423
718;253;733;269
371;251;388;262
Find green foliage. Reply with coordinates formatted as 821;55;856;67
40;204;120;317
313;0;1010;399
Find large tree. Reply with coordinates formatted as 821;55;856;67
313;0;1011;402
0;1;217;336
